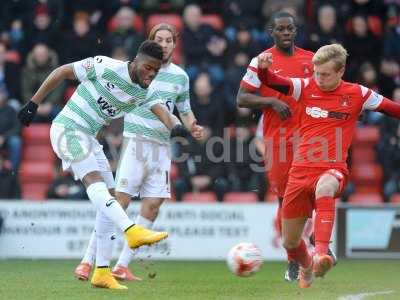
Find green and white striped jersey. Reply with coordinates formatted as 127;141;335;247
53;56;163;135
123;62;191;144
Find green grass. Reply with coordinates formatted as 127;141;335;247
0;260;398;300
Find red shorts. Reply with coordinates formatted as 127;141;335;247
282;166;348;219
265;146;293;198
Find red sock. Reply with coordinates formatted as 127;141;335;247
286;239;312;268
314;196;335;255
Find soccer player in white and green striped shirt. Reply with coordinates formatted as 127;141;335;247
74;23;204;281
18;40;186;289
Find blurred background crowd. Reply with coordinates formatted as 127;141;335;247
0;0;400;203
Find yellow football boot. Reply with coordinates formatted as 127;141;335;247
124;224;168;249
91;267;128;290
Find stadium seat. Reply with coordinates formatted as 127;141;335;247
19;162;54;184
351;147;376;164
22;145;55;163
351;163;383;184
170;163;179;182
352;126;380;146
224;192;258;203
22;124;51;146
201;14;224;31
390;194;400;204
348;193;383;204
182;192;217;203
146;14;183;33
21;183;49;200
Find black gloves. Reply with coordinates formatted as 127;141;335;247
18;101;38;126
170;124;191;138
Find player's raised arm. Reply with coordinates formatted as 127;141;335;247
256;53;299;98
18;63;76;126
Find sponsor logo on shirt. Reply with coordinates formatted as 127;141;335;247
306;106;350;120
97;96;121;117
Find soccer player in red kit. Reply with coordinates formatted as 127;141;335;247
256;43;400;288
237;11;335;282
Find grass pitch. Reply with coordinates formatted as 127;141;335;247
0;259;398;300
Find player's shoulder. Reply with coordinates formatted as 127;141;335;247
166;63;189;81
294;47;314;58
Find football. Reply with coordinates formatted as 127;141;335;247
226;243;263;277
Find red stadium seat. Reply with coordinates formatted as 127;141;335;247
351;147;376;164
352;126;380;146
22;183;49;200
201;14;224;31
22;124;51;146
348;193;383;204
22;145;55;163
351;164;383;184
182;192;217;203
390;194;400;204
19;162;54;184
224;192;258;203
170;163;179;182
146;14;183;34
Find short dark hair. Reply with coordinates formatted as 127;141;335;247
137;40;163;60
269;11;296;28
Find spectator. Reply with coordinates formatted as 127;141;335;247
227;126;267;201
174;126;229;201
25;6;59;53
345;14;381;79
0;85;21;171
378;58;400;98
106;6;144;58
0;153;20;199
47;169;87;200
306;4;344;52
62;11;98;63
190;72;225;135
182;4;227;85
383;15;400;61
0;41;21;101
22;43;64;123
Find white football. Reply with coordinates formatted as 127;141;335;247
226;242;263;277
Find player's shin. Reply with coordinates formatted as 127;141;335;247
86;182;134;231
286;239;312;268
314;196;335;255
95;212;116;267
81;230;96;266
116;215;154;267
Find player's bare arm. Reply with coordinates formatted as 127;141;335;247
236;87;291;120
18;64;76;126
180;111;204;139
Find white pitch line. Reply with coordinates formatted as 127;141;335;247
338;290;395;300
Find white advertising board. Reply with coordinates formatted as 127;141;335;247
0;201;287;260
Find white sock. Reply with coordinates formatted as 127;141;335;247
81;230;96;266
95;211;116;267
115;215;154;268
86;182;134;231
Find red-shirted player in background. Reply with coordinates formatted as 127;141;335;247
237;11;335;282
257;43;400;288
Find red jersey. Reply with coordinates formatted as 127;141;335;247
240;46;314;146
279;77;383;170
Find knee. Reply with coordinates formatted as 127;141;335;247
315;182;336;197
282;237;301;250
115;192;131;210
141;199;164;220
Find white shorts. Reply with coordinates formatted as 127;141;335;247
115;137;171;198
50;123;115;189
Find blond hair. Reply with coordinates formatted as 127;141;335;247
312;44;348;71
148;23;179;44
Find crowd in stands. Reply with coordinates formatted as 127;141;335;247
1;0;400;202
